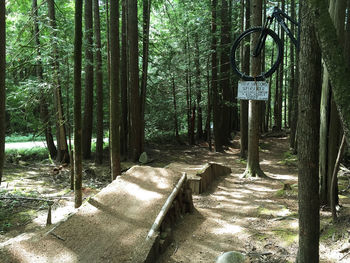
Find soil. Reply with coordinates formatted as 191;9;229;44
1;135;350;263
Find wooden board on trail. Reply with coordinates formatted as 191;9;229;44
0;166;183;263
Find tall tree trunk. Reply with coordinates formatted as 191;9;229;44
307;0;350;144
140;0;151;152
110;0;121;179
211;0;222;152
240;0;249;158
0;0;5;185
297;1;322;261
172;74;179;140
128;0;141;161
319;0;346;206
74;0;83;208
106;0;111;87
289;0;297;149
120;0;128;157
219;0;231;145
47;0;69;164
185;41;191;144
195;34;203;140
206;57;212;151
243;0;265;178
94;0;104;164
82;0;94;159
186;35;195;145
276;0;284;131
32;0;57;159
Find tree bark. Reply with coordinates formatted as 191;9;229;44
140;0;151;152
73;0;83;208
0;0;5;185
308;0;350;144
110;0;121;179
240;0;249;158
289;0;298;150
172;74;179;140
195;33;203;140
47;0;69;164
32;0;57;159
297;1;322;261
243;0;265;178
276;0;284;131
82;0;94;159
120;0;128;157
211;0;222;152
94;0;103;164
319;0;346;206
206;57;212;151
219;0;231;145
128;0;142;161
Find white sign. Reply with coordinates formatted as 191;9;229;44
237;81;269;101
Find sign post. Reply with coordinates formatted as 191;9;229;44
237;81;269;101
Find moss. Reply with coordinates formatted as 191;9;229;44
320;225;337;241
275;187;298;198
236;158;247;165
278;151;297;166
257;205;291;217
272;228;298;246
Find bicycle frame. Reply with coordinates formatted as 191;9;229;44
253;6;299;57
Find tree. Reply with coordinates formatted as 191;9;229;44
32;0;57;159
82;0;94;159
276;0;285;131
141;0;151;151
296;1;322;261
289;0;298;150
212;0;222;152
219;0;231;145
128;0;142;161
94;0;104;164
195;33;203;140
110;0;121;179
172;73;180;140
307;0;350;144
74;0;83;208
240;0;249;158
319;0;346;207
243;0;265;178
120;0;128;156
47;0;69;163
0;0;5;185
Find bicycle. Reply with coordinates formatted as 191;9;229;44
230;6;299;81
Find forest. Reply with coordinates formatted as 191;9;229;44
0;0;350;262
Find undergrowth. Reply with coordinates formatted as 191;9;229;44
0;189;48;234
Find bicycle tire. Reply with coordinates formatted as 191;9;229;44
230;27;283;81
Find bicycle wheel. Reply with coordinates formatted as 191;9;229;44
230;27;283;81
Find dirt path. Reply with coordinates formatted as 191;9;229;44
1;136;350;262
155;136;350;263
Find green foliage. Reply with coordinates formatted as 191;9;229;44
6;147;50;162
5;133;45;143
0;188;45;234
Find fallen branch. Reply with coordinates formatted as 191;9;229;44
50;232;65;241
0;196;54;204
0;195;71;203
340;251;350;261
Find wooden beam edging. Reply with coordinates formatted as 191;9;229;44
146;172;187;240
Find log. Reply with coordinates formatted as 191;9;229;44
146;173;187;240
